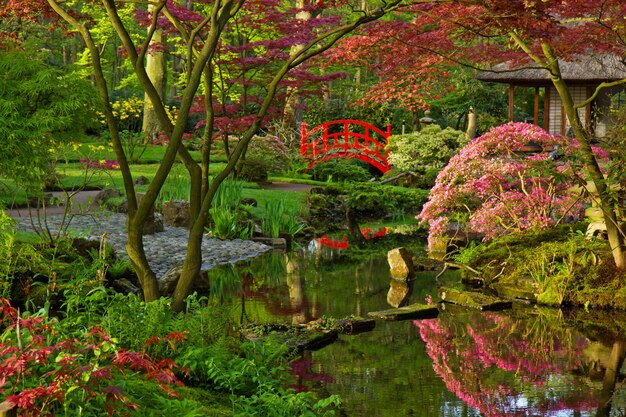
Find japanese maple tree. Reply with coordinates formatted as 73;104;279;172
337;0;626;267
38;0;406;311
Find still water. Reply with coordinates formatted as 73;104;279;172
206;242;626;416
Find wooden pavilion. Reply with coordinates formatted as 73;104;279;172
477;55;626;138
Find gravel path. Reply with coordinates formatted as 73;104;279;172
12;211;271;278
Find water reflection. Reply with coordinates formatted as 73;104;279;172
203;244;626;416
387;278;414;308
416;309;595;416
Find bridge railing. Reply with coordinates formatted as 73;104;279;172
300;119;391;173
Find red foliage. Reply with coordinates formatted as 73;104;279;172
328;0;626;111
0;298;185;416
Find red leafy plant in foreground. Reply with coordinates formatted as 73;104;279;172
0;298;186;416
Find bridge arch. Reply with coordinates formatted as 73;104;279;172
299;120;391;173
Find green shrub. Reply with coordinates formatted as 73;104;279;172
0;211;15;298
386;125;467;172
237;156;269;182
309;159;371;182
0;48;98;187
342;183;429;219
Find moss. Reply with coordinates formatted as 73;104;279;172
457;224;626;309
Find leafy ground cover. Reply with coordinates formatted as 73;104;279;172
454;224;626;309
0;290;340;416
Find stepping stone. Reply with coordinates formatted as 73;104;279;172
491;283;537;302
438;287;512;311
368;303;439;321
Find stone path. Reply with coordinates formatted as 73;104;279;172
12;211;271;278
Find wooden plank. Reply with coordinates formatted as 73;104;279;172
368;303;439;321
438;287;512;311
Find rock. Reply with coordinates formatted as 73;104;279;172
110;278;139;295
387;278;413;308
72;237;115;260
240;197;257;207
161;200;190;228
241;323;338;353
300;317;376;335
368;303;439;321
330;318;376;334
438;287;512;311
387;247;415;280
94;188;121;206
250;237;287;248
158;264;210;296
491;283;537;302
134;175;150;185
116;200;129;213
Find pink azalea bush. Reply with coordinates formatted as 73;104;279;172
417;122;601;245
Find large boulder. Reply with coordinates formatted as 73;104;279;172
94;188;121;206
387;247;415;280
161;200;190;228
158;264;210;296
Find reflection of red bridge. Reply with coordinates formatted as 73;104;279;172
315;228;388;249
300;120;391;173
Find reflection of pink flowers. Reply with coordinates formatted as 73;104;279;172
414;312;596;416
80;158;120;170
288;356;335;392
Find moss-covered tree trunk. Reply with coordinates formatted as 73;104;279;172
510;35;626;269
540;43;625;269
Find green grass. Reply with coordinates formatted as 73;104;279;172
242;188;307;217
268;175;326;186
56;140;205;164
55;162;229;191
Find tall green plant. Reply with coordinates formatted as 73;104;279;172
212;178;245;209
0;210;15;297
208;179;252;239
261;199;286;238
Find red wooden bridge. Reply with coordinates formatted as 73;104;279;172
300;120;391;173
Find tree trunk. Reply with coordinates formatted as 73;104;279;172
126;224;160;301
542;44;625;268
142;5;167;142
281;0;311;137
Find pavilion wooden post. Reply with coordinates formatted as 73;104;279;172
543;87;550;131
533;86;540;125
508;85;515;122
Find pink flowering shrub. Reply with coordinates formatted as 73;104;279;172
417;123;600;244
246;134;292;173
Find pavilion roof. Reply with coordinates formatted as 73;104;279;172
477;54;626;85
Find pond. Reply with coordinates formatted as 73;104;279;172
206;241;626;417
